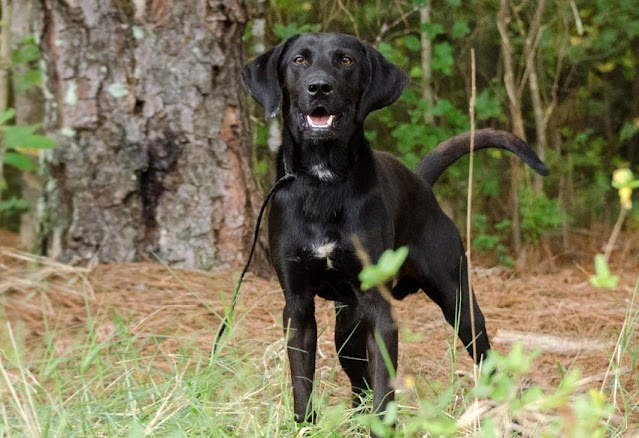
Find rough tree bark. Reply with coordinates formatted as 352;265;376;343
33;0;268;273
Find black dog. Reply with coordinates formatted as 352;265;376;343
242;33;547;424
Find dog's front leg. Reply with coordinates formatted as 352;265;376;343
283;293;317;423
361;290;398;416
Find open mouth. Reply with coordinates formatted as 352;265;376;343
306;107;335;129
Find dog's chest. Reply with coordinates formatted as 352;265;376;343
284;224;361;298
291;238;359;300
309;240;338;269
270;177;371;298
290;228;354;272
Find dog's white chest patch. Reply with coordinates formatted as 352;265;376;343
312;241;337;269
310;164;335;182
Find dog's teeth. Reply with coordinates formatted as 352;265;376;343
306;114;334;128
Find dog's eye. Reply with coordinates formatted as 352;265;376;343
340;56;353;66
293;56;306;65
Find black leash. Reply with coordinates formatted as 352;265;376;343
212;172;296;354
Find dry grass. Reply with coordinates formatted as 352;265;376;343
1;228;638;434
1;232;636;389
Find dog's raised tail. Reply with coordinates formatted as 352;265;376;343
415;128;549;186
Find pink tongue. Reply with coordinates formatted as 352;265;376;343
310;114;330;125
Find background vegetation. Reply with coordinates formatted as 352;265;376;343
0;1;638;436
245;0;639;264
1;0;638;264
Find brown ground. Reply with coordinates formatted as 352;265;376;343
1;228;637;412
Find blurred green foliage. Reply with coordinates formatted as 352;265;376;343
0;35;50;229
244;0;639;263
3;1;638;262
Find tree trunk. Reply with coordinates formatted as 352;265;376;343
524;0;546;196
420;2;433;124
553;122;569;252
497;0;523;254
33;0;268;273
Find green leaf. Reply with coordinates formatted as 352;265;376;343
14;69;41;92
480;418;497;438
451;21;470;39
382;400;398;425
123;421;144;438
4;124;36;143
3;152;36;170
522;385;544;405
0;197;30;214
409;66;423;79
420;22;444;40
557;361;565;379
627;19;639;38
0;108;16;125
589;254;620;289
359;246;408;290
432;42;454;75
473;234;499;251
475;90;502;121
4;125;55;149
404;35;421;52
494;219;511;231
377;246;409;274
619;119;638;142
273;22;321;41
12;43;40;65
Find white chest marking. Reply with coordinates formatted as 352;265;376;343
312;241;337;269
310;164;335;182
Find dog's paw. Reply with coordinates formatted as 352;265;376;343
294;410;317;424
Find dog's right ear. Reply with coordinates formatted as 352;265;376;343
357;43;409;121
242;37;295;119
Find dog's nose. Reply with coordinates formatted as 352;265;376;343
307;79;333;96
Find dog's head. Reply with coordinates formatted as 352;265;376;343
242;33;408;143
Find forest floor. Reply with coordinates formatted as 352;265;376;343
1;228;638;423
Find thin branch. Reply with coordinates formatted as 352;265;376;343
467;48;478;368
569;0;583;36
517;0;547;97
497;0;520;112
373;5;419;47
543;11;568;127
336;0;359;39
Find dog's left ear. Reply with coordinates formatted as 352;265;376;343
358;44;409;120
242;37;297;119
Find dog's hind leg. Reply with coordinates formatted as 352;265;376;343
335;301;370;407
391;275;420;300
413;219;491;362
428;255;491;362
